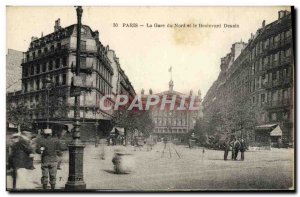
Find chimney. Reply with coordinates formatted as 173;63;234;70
278;11;285;19
94;30;99;40
54;18;61;32
31;36;38;41
262;20;266;28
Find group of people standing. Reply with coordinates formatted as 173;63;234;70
223;137;246;161
7;128;64;190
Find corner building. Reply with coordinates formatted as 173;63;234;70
13;19;135;141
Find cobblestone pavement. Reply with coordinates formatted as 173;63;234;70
7;142;294;191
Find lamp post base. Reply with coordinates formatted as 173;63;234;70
65;182;86;191
65;139;86;191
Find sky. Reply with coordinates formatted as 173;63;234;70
6;6;291;96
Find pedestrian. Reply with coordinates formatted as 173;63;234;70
240;138;246;161
234;138;241;160
230;139;235;160
8;133;34;190
163;137;168;150
36;128;62;190
223;137;230;160
53;132;66;170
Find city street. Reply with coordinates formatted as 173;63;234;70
7;142;294;191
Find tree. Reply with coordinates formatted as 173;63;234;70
190;118;208;145
7;102;32;133
112;108;154;140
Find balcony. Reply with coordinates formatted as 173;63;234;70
279;36;293;47
269;42;279;51
264;99;291;109
262;78;289;89
280;56;291;66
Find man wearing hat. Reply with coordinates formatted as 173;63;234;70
36;128;62;190
8;133;33;190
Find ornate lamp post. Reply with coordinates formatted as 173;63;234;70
65;6;86;190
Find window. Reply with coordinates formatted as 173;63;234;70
55;58;60;69
42;63;46;72
24;67;28;77
32;52;36;59
261;94;265;103
271;113;277;121
44;47;48;53
35;95;39;103
272;71;277;80
49;61;53;71
286;29;292;38
286;48;291;57
24;83;28;92
252;96;255;104
36;79;40;90
38;49;42;57
50;45;54;51
30;81;34;91
55;75;60;86
62;74;66;85
80;40;86;51
30;66;34;75
62;57;67;67
81;27;87;34
36;64;40;74
80;57;87;67
57;43;61;50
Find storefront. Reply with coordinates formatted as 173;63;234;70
254;124;282;149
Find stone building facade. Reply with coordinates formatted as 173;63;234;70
202;10;294;147
6;49;23;93
7;19;136;140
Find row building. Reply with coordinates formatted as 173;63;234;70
202;10;294;148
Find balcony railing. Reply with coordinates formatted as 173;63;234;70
22;44;70;64
264;99;291;109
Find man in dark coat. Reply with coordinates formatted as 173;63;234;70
36;129;62;190
233;138;241;160
223;137;231;160
230;139;235;160
240;138;246;161
8;133;33;190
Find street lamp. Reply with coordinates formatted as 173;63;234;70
44;77;54;129
65;6;86;190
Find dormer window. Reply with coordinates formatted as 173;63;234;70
81;27;87;35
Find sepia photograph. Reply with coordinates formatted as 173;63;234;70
5;6;295;191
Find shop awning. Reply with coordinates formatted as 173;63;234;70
270;125;283;136
115;127;125;135
36;121;74;132
110;127;125;135
255;124;278;130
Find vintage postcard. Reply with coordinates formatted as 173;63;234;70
6;6;295;191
